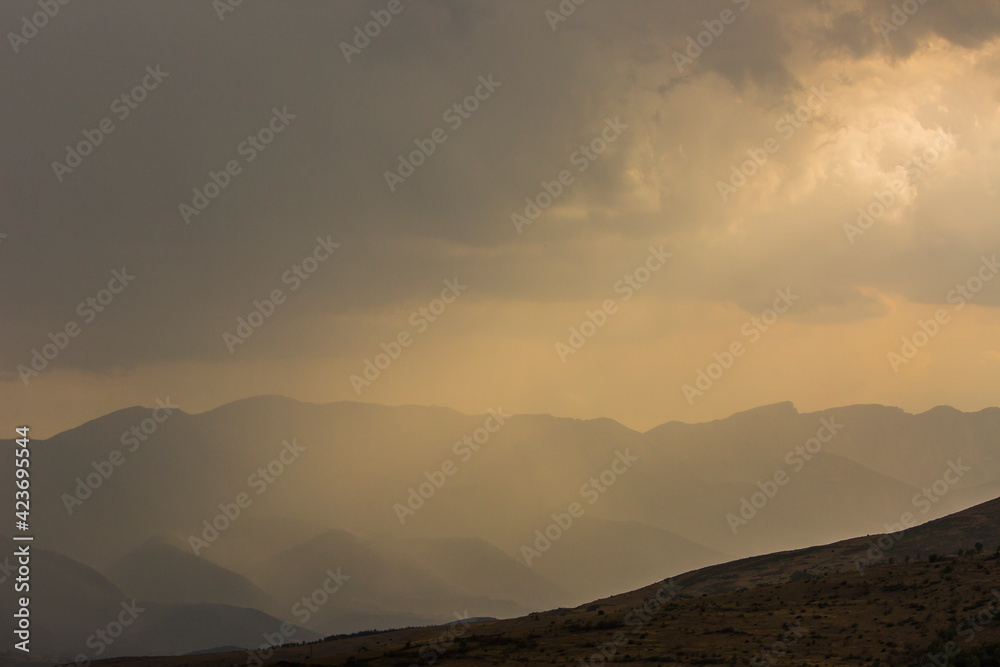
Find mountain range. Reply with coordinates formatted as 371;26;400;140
2;396;999;660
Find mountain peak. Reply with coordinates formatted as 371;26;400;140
728;401;798;419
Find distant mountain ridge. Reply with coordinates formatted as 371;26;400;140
2;396;999;659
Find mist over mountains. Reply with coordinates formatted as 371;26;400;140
5;0;1000;664
2;396;999;660
90;494;1000;667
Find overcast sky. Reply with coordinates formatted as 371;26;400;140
3;0;1000;437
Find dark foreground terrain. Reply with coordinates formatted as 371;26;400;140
78;497;1000;666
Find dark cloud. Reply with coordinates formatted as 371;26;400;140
1;0;998;381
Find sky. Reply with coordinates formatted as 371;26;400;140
2;0;1000;438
